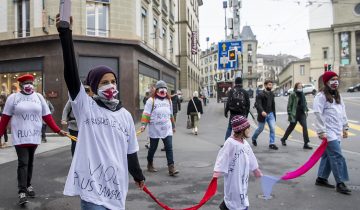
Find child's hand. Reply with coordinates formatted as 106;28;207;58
253;169;263;178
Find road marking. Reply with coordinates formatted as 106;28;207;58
348;120;359;123
295;124;318;138
264;125;287;136
349;123;360;131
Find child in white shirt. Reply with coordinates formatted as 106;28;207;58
214;115;262;210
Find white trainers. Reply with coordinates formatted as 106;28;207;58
18;192;28;205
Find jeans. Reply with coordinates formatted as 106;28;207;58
69;129;78;157
252;112;276;144
282;112;309;144
147;136;174;165
317;140;349;184
81;200;109;210
15;145;38;193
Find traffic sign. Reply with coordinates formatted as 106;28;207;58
217;41;242;70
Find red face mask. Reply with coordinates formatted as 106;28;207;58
156;88;167;98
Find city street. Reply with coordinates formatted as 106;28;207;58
1;93;360;210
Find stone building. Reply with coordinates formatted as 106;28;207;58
278;57;311;93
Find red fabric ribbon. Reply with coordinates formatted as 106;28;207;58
143;177;218;210
281;139;328;180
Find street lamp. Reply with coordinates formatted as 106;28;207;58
206;37;210;97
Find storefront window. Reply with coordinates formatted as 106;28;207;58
139;74;157;109
0;72;42;95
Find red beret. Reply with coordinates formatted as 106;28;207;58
17;74;35;83
322;71;338;85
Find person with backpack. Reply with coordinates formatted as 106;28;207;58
280;82;313;149
140;80;179;176
187;91;203;135
171;90;181;122
224;77;250;141
252;80;278;150
0;74;66;205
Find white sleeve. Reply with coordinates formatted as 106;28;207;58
214;144;231;174
126;111;139;154
2;94;15;116
37;93;51;116
313;93;326;134
341;97;349;130
143;97;153;115
248;146;259;172
70;85;90;121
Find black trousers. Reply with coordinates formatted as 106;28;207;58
69;129;78;157
282;112;309;144
15;146;38;193
0;130;8;143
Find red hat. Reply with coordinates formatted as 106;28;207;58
231;115;250;133
17;74;35;83
322;71;338;85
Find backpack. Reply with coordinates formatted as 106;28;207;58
228;87;246;112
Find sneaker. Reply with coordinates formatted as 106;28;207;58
281;138;286;146
336;183;351;195
145;143;150;149
26;186;35;198
315;177;335;188
303;144;313;150
18;193;28;206
269;144;278;150
252;140;257;147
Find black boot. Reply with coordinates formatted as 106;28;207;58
315;177;335;188
303;143;313;150
281;138;286;146
336;183;351;195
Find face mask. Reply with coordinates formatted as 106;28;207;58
328;80;339;89
296;88;303;92
22;84;34;95
97;84;118;100
156;88;167;98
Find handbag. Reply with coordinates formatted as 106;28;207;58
186;116;192;129
192;98;201;119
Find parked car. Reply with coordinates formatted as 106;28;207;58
286;88;294;96
347;83;360;92
177;90;183;102
302;84;317;95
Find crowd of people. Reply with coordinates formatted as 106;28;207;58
0;15;352;210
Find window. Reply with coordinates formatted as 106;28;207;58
248;66;253;75
248;54;252;62
214;54;217;61
214;64;217;71
248;44;252;51
209;56;212;62
15;0;30;38
205;58;208;64
141;8;148;42
248;79;253;87
205;67;208;73
209;65;212;71
169;33;174;54
86;2;109;37
323;48;328;59
162;27;167;55
355;3;360;15
300;65;305;75
201;68;203;74
153;18;159;50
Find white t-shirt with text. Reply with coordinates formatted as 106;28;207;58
63;86;139;210
3;92;50;145
214;138;259;210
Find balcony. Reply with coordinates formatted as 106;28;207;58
162;0;168;16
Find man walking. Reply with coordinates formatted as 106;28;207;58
252;80;278;150
224;77;250;140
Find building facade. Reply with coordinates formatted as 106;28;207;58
240;26;258;89
278;58;311;93
308;0;360;90
199;43;218;97
177;0;202;100
0;0;180;122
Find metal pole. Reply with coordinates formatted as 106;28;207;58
223;1;227;40
207;38;210;97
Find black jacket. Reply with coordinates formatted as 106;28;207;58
171;95;181;114
255;90;276;122
187;97;203;115
224;85;250;117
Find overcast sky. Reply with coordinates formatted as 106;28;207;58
199;0;312;58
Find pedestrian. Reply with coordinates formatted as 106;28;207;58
0;89;8;148
0;74;66;205
224;77;250;140
61;85;93;157
313;71;351;195
202;87;208;106
143;91;150;106
171;90;181;122
41;95;55;143
187;91;203;135
57;15;145;209
280;82;313;149
213;115;262;210
252;80;278;150
140;80;179;176
144;84;156;150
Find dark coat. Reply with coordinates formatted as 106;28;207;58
187;97;203;115
255;90;276;122
171;95;181;114
224;85;250;117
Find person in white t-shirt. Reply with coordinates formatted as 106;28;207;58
140;80;179;176
0;74;67;206
57;16;145;210
213;115;262;210
313;71;351;195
